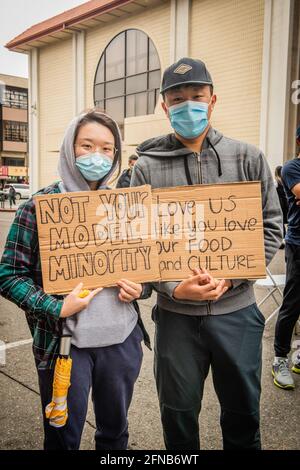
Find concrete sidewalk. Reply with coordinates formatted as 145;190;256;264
0;211;299;450
0;198;25;212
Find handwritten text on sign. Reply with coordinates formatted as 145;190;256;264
34;182;266;294
152;182;265;280
35;185;160;294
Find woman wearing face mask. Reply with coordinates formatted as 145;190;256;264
0;109;150;450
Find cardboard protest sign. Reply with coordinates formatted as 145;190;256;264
153;182;266;280
35;181;266;295
34;185;160;294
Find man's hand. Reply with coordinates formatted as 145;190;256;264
224;279;233;289
193;268;233;290
173;268;230;301
116;279;142;303
60;282;103;318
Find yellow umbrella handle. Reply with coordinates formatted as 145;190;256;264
59;335;72;358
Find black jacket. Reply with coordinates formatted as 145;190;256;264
116;169;132;188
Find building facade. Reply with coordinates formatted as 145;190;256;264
0;74;28;186
6;0;300;193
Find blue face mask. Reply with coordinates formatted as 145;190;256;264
75;152;113;182
168;100;210;139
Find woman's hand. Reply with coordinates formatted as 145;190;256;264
116;279;142;303
60;282;103;318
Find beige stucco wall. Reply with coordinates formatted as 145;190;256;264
85;2;170;109
36;0;265;188
85;0;172;166
190;0;264;147
0;74;28;89
37;2;172;187
38;38;73;187
2;107;27;122
2;141;27;153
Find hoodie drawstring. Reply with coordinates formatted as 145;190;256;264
207;137;222;177
183;137;223;186
184;156;193;185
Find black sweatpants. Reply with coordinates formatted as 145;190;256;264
153;303;265;450
274;243;300;357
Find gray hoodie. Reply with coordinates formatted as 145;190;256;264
58;112;137;348
131;126;282;316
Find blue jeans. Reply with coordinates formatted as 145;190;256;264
36;323;143;450
153;303;265;450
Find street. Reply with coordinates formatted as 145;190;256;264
0;210;299;450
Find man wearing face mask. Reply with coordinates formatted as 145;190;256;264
131;58;282;450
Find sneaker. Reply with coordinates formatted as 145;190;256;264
272;357;295;390
292;352;300;374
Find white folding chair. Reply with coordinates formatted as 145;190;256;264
256;268;300;330
256;268;285;324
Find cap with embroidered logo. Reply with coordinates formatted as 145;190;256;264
160;57;213;94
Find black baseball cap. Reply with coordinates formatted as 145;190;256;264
160;57;213;94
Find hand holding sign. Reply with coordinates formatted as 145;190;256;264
60;282;103;318
34;182;266;295
192;267;233;290
173;268;229;301
116;279;142;303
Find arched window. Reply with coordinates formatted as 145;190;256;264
94;29;161;134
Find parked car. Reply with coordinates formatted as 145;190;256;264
3;183;30;200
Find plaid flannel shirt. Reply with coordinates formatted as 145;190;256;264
0;182;64;369
0;181;152;369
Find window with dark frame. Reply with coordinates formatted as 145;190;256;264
94;29;161;135
3;158;25;167
3;121;28;142
2;86;28;109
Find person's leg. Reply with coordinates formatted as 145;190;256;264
272;244;300;389
36;345;93;449
274;244;300;357
207;304;264;450
91;323;143;450
153;306;210;450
